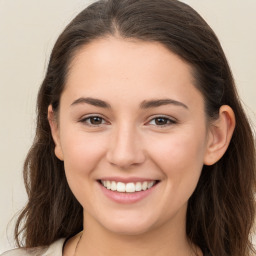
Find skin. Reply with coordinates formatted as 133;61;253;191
48;37;235;256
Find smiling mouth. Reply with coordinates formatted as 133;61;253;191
98;180;159;193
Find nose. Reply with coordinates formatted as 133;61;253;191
106;124;146;169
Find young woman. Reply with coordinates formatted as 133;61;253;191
2;0;255;256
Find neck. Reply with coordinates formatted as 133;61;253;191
75;211;201;256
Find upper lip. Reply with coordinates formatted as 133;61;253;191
98;177;159;183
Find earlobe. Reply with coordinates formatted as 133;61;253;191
204;105;236;166
47;105;64;161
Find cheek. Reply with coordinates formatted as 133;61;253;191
149;131;206;168
60;130;107;179
146;129;207;194
60;130;108;207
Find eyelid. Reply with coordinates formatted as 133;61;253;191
78;114;177;127
145;115;177;127
79;114;110;126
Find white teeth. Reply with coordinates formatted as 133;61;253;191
106;181;111;189
111;181;116;191
135;182;142;191
116;182;126;192
125;183;135;193
142;181;147;191
147;181;154;189
101;180;157;193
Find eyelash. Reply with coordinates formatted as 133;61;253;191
146;116;177;127
79;115;177;128
79;115;108;126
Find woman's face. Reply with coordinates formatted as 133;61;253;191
51;37;212;235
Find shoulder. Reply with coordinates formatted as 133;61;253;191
0;238;66;256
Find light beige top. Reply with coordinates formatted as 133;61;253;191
0;239;65;256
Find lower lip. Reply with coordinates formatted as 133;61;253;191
98;182;158;204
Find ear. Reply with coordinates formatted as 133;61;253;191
48;105;64;161
204;105;236;166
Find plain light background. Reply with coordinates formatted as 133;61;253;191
0;0;255;252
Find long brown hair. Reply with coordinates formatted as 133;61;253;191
15;1;256;255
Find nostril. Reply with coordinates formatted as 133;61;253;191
106;150;146;169
106;133;146;168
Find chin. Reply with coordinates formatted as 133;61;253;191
105;223;153;236
97;213;159;236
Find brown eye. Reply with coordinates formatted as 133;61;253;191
80;115;107;126
155;117;169;125
89;116;103;125
148;116;176;127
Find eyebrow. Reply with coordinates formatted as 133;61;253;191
70;97;188;110
71;97;111;108
140;99;188;109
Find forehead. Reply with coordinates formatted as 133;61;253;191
68;37;194;81
62;37;203;110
